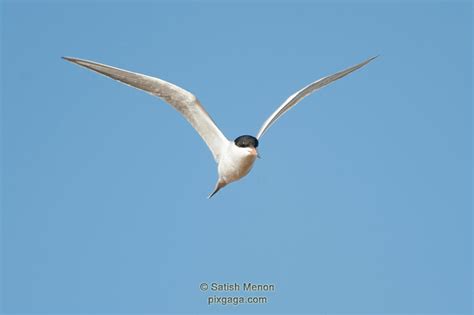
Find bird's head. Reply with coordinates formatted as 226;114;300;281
234;135;259;148
234;135;260;158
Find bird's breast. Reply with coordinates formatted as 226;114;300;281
217;143;258;184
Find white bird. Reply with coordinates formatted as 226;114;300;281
63;56;376;198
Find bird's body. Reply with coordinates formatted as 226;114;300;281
63;56;376;198
213;139;259;196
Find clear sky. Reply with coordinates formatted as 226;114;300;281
1;1;472;314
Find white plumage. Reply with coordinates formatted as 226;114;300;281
63;56;376;197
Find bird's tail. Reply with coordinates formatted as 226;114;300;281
208;179;227;199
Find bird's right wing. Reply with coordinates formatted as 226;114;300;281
63;57;228;162
256;56;377;139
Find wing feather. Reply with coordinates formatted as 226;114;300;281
256;56;377;139
62;57;228;162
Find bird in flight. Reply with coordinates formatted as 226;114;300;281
63;56;376;198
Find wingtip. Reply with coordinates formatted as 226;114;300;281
62;56;89;66
358;55;379;67
370;55;380;61
62;56;77;63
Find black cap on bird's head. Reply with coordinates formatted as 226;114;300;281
234;135;259;148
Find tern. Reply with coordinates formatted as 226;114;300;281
63;56;376;198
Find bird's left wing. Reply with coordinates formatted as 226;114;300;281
62;57;229;162
256;56;377;140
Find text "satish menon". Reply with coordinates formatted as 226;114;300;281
211;282;275;292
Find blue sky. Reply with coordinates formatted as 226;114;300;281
1;1;472;314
